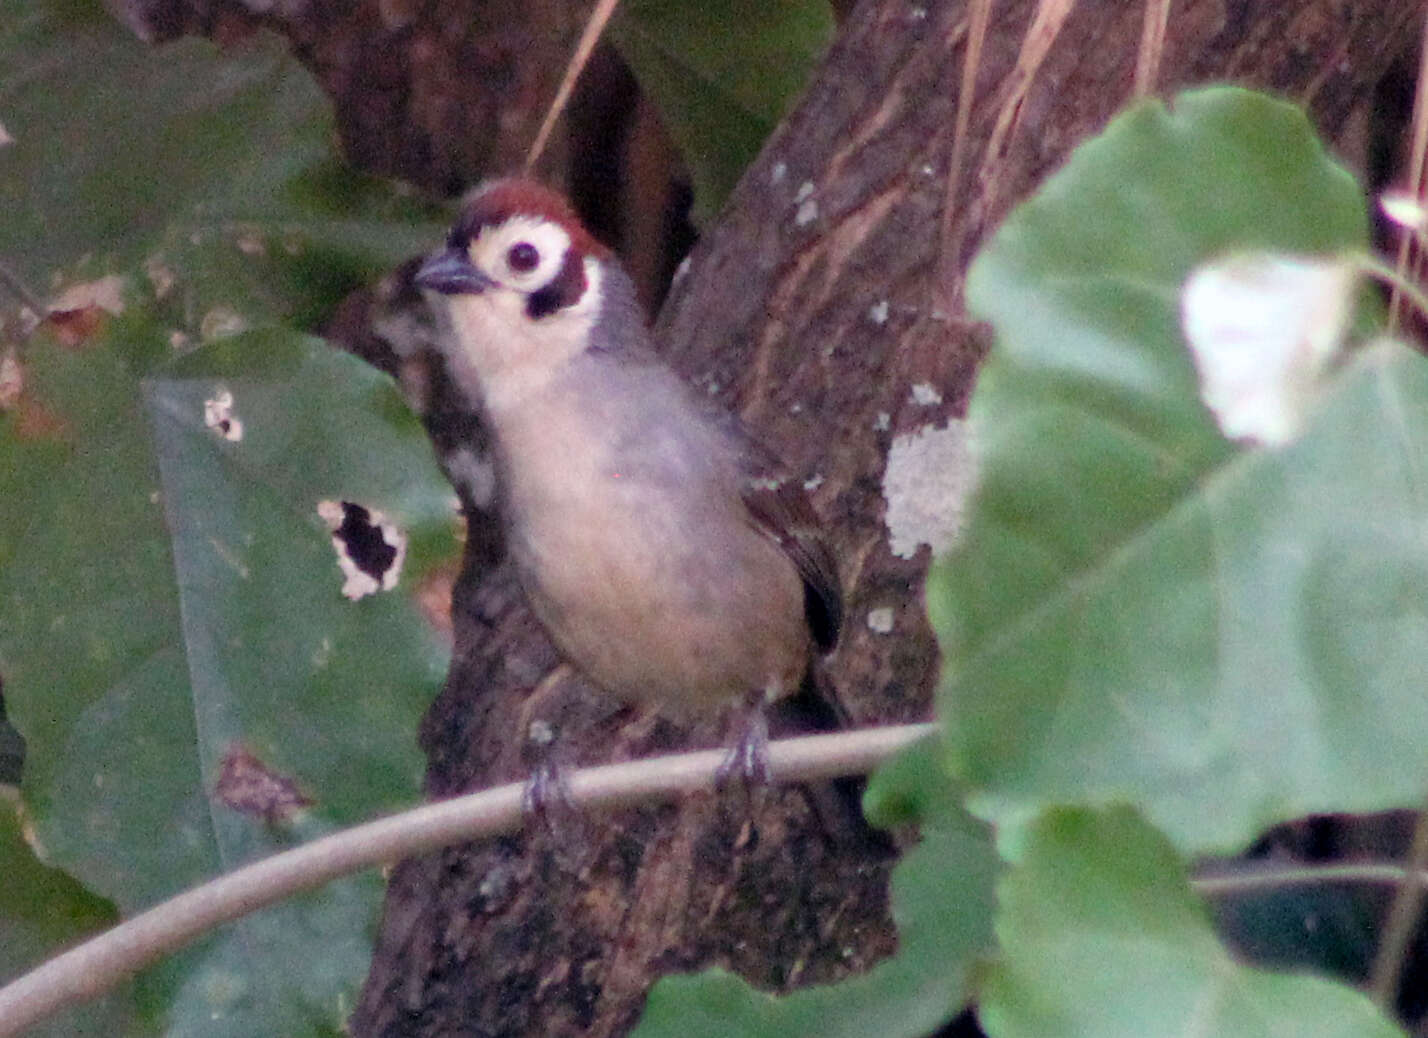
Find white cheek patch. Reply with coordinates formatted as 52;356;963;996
570;256;602;321
441;257;604;416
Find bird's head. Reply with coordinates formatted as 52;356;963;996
415;179;619;406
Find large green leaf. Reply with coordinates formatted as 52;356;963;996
609;0;833;224
0;796;141;1036
634;738;999;1037
1;317;453;1031
0;1;456;1031
942;86;1390;853
980;807;1403;1038
1;0;438;291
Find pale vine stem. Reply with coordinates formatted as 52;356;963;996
1387;5;1428;332
937;0;986;313
0;723;933;1038
1354;240;1428;1009
1131;0;1171;98
4;718;1427;1035
523;0;622;172
1191;863;1428;898
0;258;44;317
1370;811;1428;1009
1357;253;1428;324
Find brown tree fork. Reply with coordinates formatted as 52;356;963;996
0;723;933;1038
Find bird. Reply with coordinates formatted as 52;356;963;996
413;177;844;789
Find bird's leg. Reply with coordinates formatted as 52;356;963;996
713;690;776;848
518;666;592;863
521;717;574;816
715;688;773;789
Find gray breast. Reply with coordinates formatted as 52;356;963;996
492;359;809;713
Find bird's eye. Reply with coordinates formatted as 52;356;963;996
507;242;540;273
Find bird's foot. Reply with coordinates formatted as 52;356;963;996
714;695;772;789
713;696;774;847
521;720;592;872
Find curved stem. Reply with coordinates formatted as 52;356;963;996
0;258;43;316
523;0;621;172
13;716;1423;1038
1192;861;1413;898
0;722;935;1038
1370;809;1428;1008
1358;253;1428;327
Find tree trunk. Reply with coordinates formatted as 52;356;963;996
117;0;1420;1033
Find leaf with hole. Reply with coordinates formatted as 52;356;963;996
940;86;1402;854
0;2;456;1031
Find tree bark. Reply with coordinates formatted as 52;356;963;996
116;0;1421;1032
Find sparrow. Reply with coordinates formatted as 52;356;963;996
413;178;843;785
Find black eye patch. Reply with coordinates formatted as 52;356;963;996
524;247;586;320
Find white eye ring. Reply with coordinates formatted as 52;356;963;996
472;216;571;290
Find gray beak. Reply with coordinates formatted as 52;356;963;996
415;246;495;296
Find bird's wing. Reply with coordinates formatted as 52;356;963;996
725;419;843;653
620;363;844;653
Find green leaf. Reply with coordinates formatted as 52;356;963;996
0;0;442;310
0;2;457;1031
609;0;833;224
1;319;452;1031
0;796;145;1037
943;86;1390;852
634;737;999;1038
980;807;1404;1038
2;0;309;282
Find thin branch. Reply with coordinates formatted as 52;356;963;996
1366;746;1428;996
0;258;44;316
1388;4;1428;331
1192;861;1414;898
0;722;935;1038
938;0;990;312
1358;252;1428;325
1370;807;1428;1009
524;0;623;172
1132;0;1172;98
1368;48;1428;986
